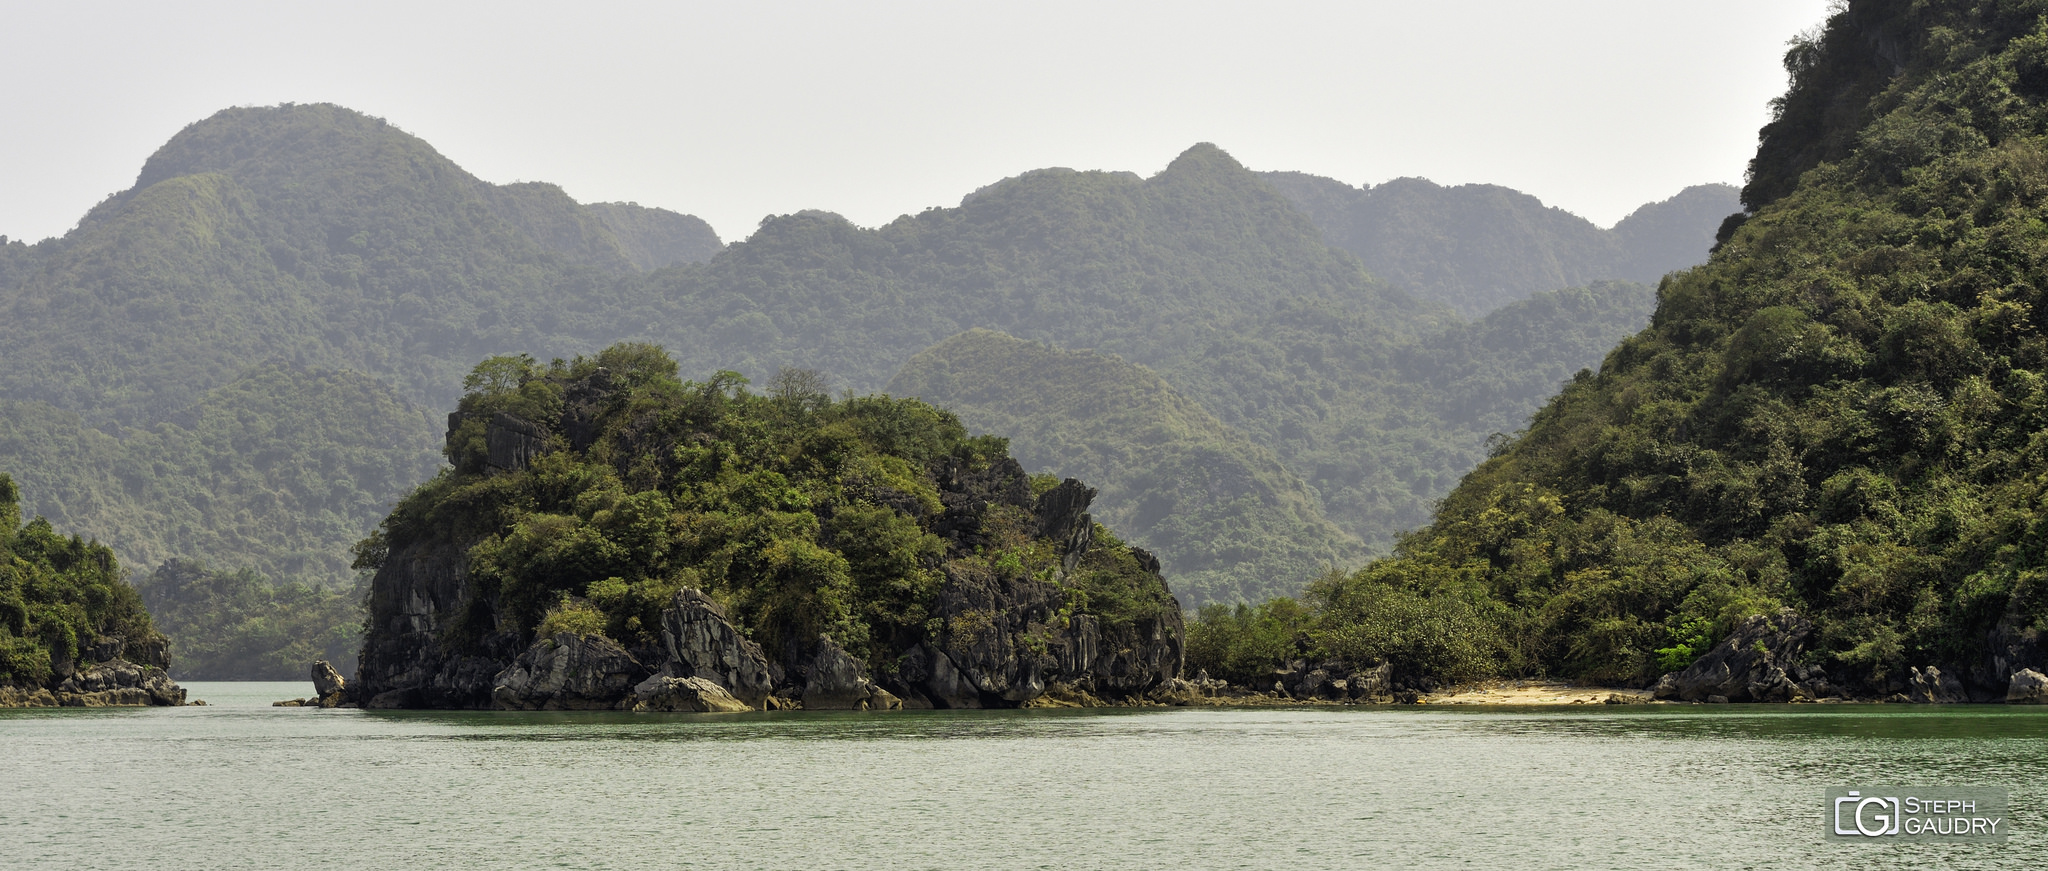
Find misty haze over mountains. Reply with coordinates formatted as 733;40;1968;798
0;103;1730;673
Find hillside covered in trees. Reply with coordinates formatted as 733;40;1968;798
1209;0;2048;700
0;103;1728;670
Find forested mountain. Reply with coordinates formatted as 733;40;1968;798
1238;0;2048;699
0;103;722;425
607;145;1440;392
0;365;440;586
0;102;1720;669
1260;172;1735;317
890;329;1367;605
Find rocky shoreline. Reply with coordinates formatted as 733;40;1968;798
0;635;190;708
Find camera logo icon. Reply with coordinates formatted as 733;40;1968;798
1833;791;1900;837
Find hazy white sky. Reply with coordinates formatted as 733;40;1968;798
3;1;1833;245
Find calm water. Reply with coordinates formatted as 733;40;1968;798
3;682;2043;870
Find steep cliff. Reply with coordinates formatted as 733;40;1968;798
352;345;1183;710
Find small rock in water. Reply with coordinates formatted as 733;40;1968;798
2008;668;2048;704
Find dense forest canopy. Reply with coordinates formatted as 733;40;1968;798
1206;0;2048;698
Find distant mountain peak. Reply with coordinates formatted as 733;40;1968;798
1159;142;1249;178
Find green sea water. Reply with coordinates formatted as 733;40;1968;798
3;682;2043;869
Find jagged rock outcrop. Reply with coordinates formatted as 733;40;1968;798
490;633;649;711
0;634;186;708
311;660;347;707
2009;668;2048;704
1904;665;1966;704
485;412;550;472
803;636;901;711
54;661;186;707
661;589;773;709
1035;478;1095;575
1653;610;1813;702
890;475;1183;708
356;537;522;709
1346;663;1393;701
631;675;751;713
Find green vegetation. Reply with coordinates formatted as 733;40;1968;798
0;364;441;591
0;473;162;686
1259;172;1736;317
0;101;1723;668
133;560;358;680
891;329;1366;605
368;345;1173;666
1217;0;2048;692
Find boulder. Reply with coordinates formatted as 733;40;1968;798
1652;610;1811;702
2009;668;2048;704
631;675;752;713
490;633;648;711
1147;677;1200;706
1905;665;1966;704
311;659;348;706
659;588;774;708
312;660;347;696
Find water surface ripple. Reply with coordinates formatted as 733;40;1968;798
4;682;2043;869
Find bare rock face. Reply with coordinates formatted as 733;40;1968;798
660;589;774;709
309;659;348;708
1975;619;2044;699
54;661;186;707
2009;668;2048;704
1347;663;1394;702
1905;665;1966;704
490;633;649;711
1653;610;1812;702
631;675;752;713
485;412;550;472
804;636;899;711
1035;478;1096;575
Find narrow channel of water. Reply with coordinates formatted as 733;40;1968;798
2;682;2041;869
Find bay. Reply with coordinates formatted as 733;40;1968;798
3;682;2043;869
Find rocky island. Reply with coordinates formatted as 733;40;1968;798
0;474;187;707
345;346;1183;711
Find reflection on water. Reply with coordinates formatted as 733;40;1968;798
4;682;2043;870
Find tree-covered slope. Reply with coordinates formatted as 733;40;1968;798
889;329;1366;605
1141;282;1657;554
1259;171;1735;317
0;364;441;585
0;103;721;423
1279;0;2048;698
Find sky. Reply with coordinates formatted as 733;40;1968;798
2;1;1835;246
